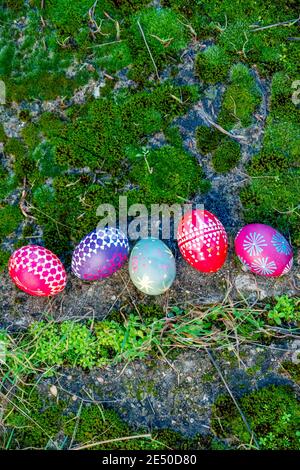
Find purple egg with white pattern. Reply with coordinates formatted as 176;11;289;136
71;227;129;280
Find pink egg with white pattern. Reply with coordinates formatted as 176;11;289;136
8;245;67;296
235;224;293;277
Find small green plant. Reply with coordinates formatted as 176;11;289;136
267;295;300;326
3;296;298;376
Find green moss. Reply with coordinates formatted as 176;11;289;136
0;205;22;239
0;43;15;77
153;429;211;450
164;126;183;148
212;138;241;173
270;72;300;123
0;167;16;200
4;385;210;450
241;172;300;247
195;45;231;84
31;142;64;178
201;371;215;383
0;123;7;143
128;145;203;205
0;248;10;272
5;137;35;182
2;0;24;10
6;390;67;449
196;125;222;154
94;42;132;73
111;0;151;14
21;122;42;150
218;63;261;130
64;405;153;450
246;365;261;377
281;362;300;384
7;71;90;102
212;385;300;450
128;8;188;82
249;120;299;174
43;0;114;47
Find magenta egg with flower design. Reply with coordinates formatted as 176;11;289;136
235;223;293;277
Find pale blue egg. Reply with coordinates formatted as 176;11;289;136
129;238;176;295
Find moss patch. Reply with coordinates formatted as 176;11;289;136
195;45;231;84
212;138;241;173
212;385;300;450
4;388;208;450
196;125;222;154
218;63;261;130
281;361;300;384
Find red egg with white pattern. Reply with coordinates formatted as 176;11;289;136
8;245;67;296
235;223;293;277
177;209;228;273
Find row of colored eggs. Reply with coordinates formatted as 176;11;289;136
8;210;293;297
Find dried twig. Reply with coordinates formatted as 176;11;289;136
215;13;228;33
199;110;246;142
88;1;109;40
90;39;124;49
178;19;197;39
249;16;300;32
72;433;152;450
137;20;160;81
19;178;36;220
150;34;174;47
104;11;120;41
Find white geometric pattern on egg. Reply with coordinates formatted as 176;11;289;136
72;228;128;270
72;227;129;280
9;246;66;296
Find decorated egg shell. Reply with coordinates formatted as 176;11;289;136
235;223;293;277
129;238;176;295
177;209;228;273
8;245;67;297
72;227;129;280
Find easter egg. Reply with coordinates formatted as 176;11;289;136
8;245;67;296
177;209;228;273
71;227;129;280
129;238;176;295
235;223;293;277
